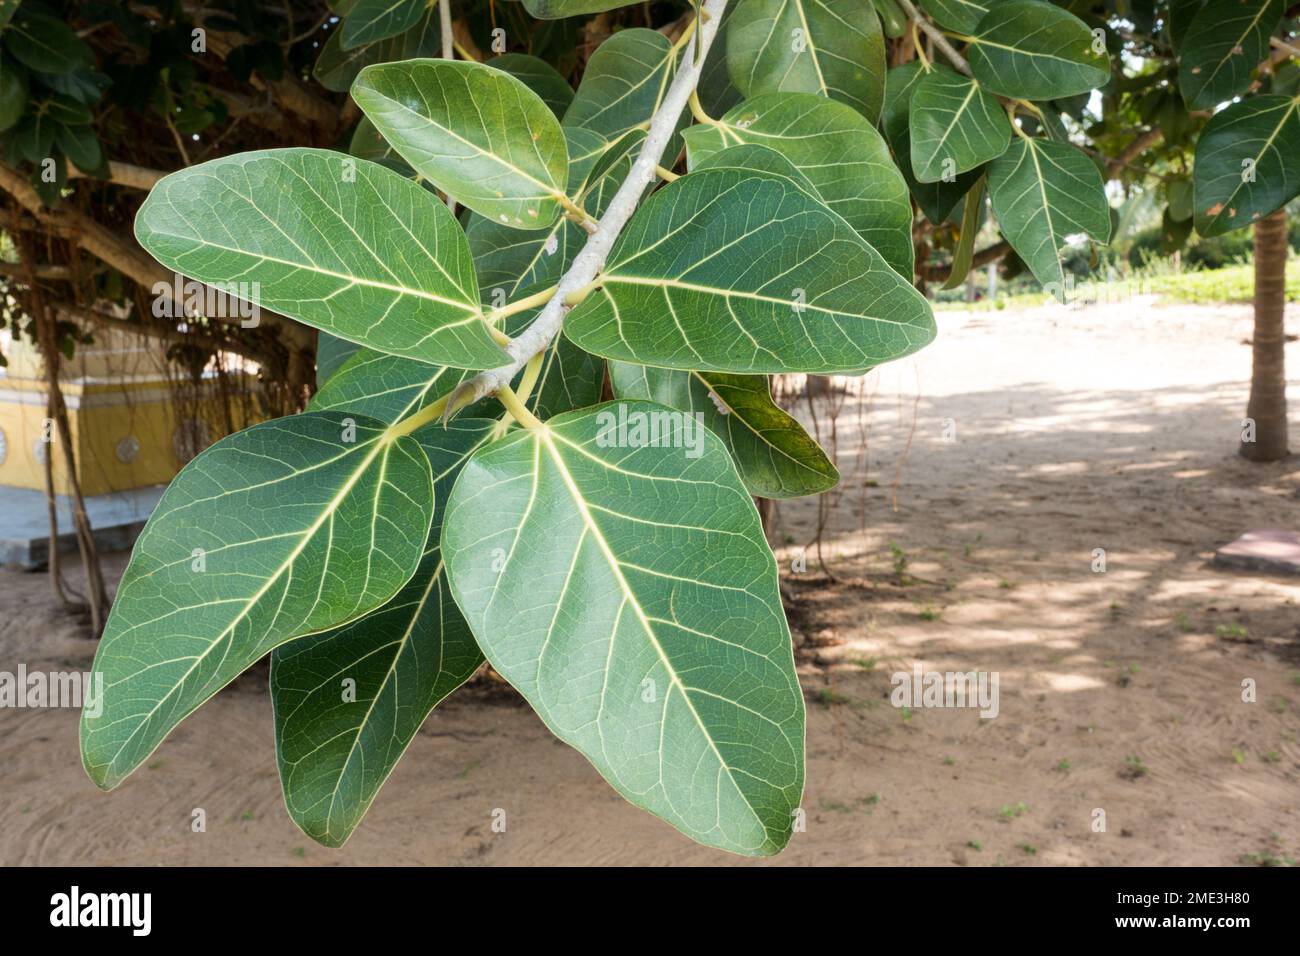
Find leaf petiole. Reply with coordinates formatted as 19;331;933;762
486;283;560;324
555;192;597;230
496;382;544;431
387;391;453;440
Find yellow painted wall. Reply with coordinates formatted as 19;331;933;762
0;331;258;497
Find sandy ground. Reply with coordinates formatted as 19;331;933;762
2;296;1299;867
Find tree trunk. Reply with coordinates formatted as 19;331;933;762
1241;208;1290;462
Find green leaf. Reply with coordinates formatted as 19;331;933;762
12;110;54;163
1178;0;1283;110
909;65;1010;182
522;0;637;16
313;310;602;426
987;137;1110;297
55;122;102;172
1166;0;1207;52
0;56;28;133
316;333;363;388
313;8;441;93
565;162;935;374
920;0;992;33
1161;206;1194;253
941;174;985;290
1166;177;1194;223
134;148;507;370
968;0;1110;101
271;421;492;847
881;61;981;224
609;364;838;498
563;28;683;163
339;0;426;51
81;412;435;790
353;59;570;229
5;14;92;75
1193;94;1300;237
487;53;575;119
682;92;914;277
727;0;887;122
442;402;805;855
312;349;469;424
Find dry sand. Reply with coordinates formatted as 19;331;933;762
2;296;1298;866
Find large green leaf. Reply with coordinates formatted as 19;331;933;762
968;0;1110;100
565;164;935;374
353;59;570;229
134;148;507;370
681;92;914;277
562;29;683;163
81;412;434;790
987;137;1110;297
920;0;992;32
340;0;425;50
1193;94;1300;237
881;61;982;224
272;421;492;847
442;402;805;855
5;14;91;74
909;65;1010;182
609;363;838;498
727;0;887;121
1178;0;1283;110
487;53;575;119
313;9;441;93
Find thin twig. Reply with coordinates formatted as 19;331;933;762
443;0;730;419
1270;35;1300;58
897;0;970;75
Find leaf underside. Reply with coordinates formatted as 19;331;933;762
272;420;493;847
443;402;806;856
81;412;434;791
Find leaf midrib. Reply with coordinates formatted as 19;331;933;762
537;426;769;844
93;434;397;782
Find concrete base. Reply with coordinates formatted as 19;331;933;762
0;485;163;569
1213;529;1300;577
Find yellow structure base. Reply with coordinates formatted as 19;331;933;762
0;328;256;498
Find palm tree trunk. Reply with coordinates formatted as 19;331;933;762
1240;208;1290;462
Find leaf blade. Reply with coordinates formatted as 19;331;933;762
609;364;838;498
271;421;493;847
564;163;936;374
909;65;1010;182
682;92;915;276
1192;94;1300;236
727;0;887;121
353;59;570;229
443;402;806;855
968;0;1110;101
987;137;1110;297
134;148;505;369
81;412;434;791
